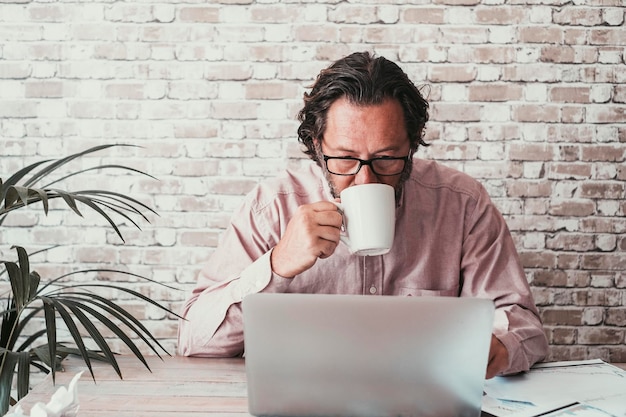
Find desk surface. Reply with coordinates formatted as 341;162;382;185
13;356;626;417
16;355;250;416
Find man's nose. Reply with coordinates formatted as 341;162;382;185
355;164;379;185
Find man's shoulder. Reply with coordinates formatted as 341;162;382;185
408;158;485;199
248;161;329;212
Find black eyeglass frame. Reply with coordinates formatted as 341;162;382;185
322;154;410;176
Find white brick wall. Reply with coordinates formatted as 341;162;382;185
0;0;625;362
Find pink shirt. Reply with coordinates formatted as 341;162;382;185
178;159;548;375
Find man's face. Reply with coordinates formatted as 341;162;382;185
316;96;412;198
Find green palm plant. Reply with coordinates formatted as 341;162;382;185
0;144;179;415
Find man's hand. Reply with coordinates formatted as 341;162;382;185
270;201;343;278
486;334;509;379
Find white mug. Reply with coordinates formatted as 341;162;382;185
334;183;396;256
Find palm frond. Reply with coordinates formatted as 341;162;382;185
59;298;151;370
43;165;158;189
39;297;96;383
16;352;30;400
58;293;169;357
22;144;135;188
0;160;52;198
0;350;19;410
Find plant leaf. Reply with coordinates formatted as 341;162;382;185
1;159;52;195
23;144;136;188
61;293;166;358
4;261;25;313
0;350;19;415
60;298;151;371
44;164;158;189
40;297;96;382
43;301;57;379
16;351;30;400
15;246;32;308
61;302;121;378
0;298;18;350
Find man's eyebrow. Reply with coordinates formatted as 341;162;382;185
326;145;404;154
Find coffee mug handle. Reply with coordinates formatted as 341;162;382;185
332;201;353;252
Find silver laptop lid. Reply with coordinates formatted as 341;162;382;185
243;293;494;417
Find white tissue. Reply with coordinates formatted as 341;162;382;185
4;371;83;417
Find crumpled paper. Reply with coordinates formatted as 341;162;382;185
4;371;83;417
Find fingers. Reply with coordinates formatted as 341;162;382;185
270;202;343;278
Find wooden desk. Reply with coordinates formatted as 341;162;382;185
12;356;626;417
15;356;251;416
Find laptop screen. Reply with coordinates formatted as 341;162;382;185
243;293;494;417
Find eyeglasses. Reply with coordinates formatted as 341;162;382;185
322;154;410;176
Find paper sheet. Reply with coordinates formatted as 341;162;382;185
482;359;626;417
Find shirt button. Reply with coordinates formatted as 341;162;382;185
369;286;377;294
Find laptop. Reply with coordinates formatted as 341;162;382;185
242;293;495;417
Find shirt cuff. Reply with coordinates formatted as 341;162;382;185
235;249;292;301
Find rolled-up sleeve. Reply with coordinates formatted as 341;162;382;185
460;186;548;375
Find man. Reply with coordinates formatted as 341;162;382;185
178;52;548;378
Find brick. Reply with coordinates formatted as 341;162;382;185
474;6;525;24
519;26;562;43
542;308;583;326
581;145;626;162
245;82;299;100
105;83;145;100
0;100;38;118
468;84;523;102
178;7;220;23
556;254;581;270
553;8;602;26
402;7;445;24
24;81;63;98
546;232;595;251
550;327;576;345
589;28;626;46
548;163;592;180
512;104;560;122
590;273;615;287
532;269;568;286
363;26;414;44
548;200;595;217
431;103;481;122
249;5;299;23
581;254;626;271
28;5;65;22
579;182;625;199
439;26;488;44
549;86;590;103
518;251;556;269
509;143;555;161
207;178;257;195
329;5;378;24
606;308;626;326
540;46;578;63
580;218;617;234
578;328;624;345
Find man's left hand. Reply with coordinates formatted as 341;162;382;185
486;334;509;379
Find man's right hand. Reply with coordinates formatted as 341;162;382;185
270;201;343;278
